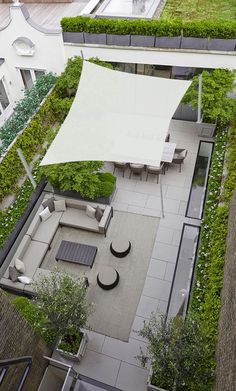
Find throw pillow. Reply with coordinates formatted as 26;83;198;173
54;199;66;212
9;266;21;282
86;204;96;219
15;258;25;274
18;275;32;284
95;205;103;222
42;197;55;213
39;206;52;222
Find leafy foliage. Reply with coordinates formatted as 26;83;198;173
40;162;116;199
33;269;93;341
58;331;83;354
12;296;55;345
182;69;236;123
138;314;213;390
0;73;56;156
61;16;236;38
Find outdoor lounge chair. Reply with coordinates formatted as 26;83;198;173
129;163;144;180
172;148;188;172
113;162;127;177
146;163;164;183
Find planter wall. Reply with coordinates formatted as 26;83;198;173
155;36;181;49
53;186;116;205
63;32;84;43
107;34;130;46
84;33;106;45
62;32;236;52
181;37;208;50
130;35;155;47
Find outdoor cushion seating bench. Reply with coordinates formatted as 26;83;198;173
0;194;113;294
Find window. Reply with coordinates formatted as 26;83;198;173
0;79;10;112
19;68;45;89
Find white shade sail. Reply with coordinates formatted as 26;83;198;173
41;61;191;167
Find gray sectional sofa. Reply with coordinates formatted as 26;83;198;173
0;194;113;294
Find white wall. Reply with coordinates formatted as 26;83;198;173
64;43;236;70
0;61;14;126
0;3;66;125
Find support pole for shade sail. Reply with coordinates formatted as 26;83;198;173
17;148;36;189
197;73;202;123
159;173;165;218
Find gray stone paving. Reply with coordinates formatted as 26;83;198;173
53;120;203;391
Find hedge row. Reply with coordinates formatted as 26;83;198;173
61;17;236;39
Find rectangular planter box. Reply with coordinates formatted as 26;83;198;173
56;332;88;362
62;32;84;44
155;36;181;49
181;37;208;50
130;35;155;47
84;33;106;45
107;34;130;46
207;38;236;52
53;186;116;205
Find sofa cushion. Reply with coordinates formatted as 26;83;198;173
39;207;52;222
42;197;55;213
60;207;99;232
86;205;96;219
18;275;32;284
32;211;62;245
95;205;103;222
23;240;49;277
9;266;21;282
54;199;66;212
15;258;25;274
26;206;43;238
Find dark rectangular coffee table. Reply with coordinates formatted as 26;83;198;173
55;240;97;268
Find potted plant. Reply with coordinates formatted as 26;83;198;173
56;327;88;362
137;314;213;391
33;269;93;361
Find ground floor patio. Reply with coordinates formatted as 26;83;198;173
50;119;207;391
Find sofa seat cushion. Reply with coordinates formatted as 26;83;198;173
32;211;63;245
23;241;49;278
60;207;99;232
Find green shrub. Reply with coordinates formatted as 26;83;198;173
98;181;115;197
98;172;116;184
12;296;56;346
61;16;236;39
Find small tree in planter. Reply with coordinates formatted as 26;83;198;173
33;270;93;360
137;314;213;391
182;69;236;124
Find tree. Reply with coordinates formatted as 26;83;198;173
182;69;236;124
138;314;213;391
33;270;93;342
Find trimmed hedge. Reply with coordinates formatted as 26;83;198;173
61;17;236;39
